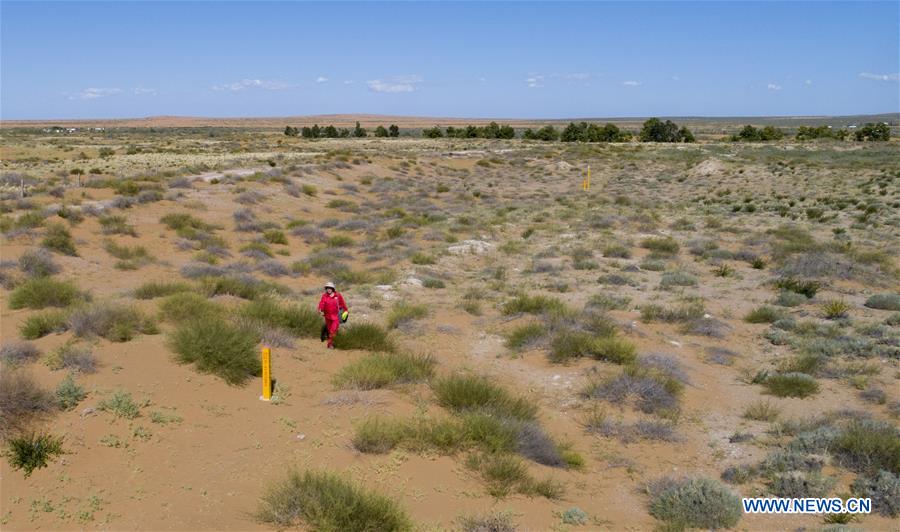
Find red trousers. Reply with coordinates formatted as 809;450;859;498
324;316;340;347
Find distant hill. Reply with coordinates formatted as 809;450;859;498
2;113;897;131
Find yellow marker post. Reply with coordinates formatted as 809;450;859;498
586;165;591;191
260;346;272;401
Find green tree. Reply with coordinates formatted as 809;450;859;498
423;126;444;138
388;124;400;137
760;125;784;141
310;124;321;138
353;121;367;138
374;125;389;137
323;125;339;138
284;126;298;137
640;118;692;142
561;122;585;142
499;124;515;139
855;122;890;141
482;121;501;139
677;126;696;143
534;125;560;141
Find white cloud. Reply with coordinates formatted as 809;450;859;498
563;72;591;81
366;75;422;93
211;79;290;91
525;74;544;88
804;79;812;85
133;87;157;96
859;72;899;82
767;83;782;91
622;80;641;86
68;87;122;100
316;76;328;83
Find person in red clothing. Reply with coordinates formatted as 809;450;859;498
317;282;347;349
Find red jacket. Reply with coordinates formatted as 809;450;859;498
318;292;347;318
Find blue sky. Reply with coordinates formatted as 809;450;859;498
2;1;898;120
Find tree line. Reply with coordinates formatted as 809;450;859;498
285;119;891;142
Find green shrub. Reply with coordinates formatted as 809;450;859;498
603;244;631;258
775;277;820;298
301;184;317;196
775;291;808;307
422;278;445;289
99;214;137;236
134;281;193;299
764;373;819;398
640;300;705;323
19;309;69;339
505;323;546;351
18;249;60;278
43;342;96;373
501;294;569;317
851;470;899;517
833;420;900;475
864;294;900;311
767;471;834;498
744;305;786;324
821;299;851;319
352;417;415;453
333;322;396;352
199;275;286;300
333;353;435;390
5;432;64;477
168;316;260;385
648;477;741;530
55;374;86;410
466;453;563;499
432;374;536;421
327;235;355;248
41;222;77;255
641;236;680;254
263;229;287;245
240;241;273;257
103;240;153;269
410;252;436;265
9;278;83;309
98;390;140;419
743;400;781;422
238;299;321;338
160;213;214;231
255;469;412;531
548;331;635;364
386;301;428;329
159;292;223;322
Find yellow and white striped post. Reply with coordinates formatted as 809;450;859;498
260;346;272;402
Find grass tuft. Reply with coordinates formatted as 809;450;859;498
333;352;435;390
5;432;64;477
432;374;537;421
169;315;260;385
333;322;396;352
648;477;741;530
9;277;84;310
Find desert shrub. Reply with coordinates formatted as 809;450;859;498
41;222;77;255
465;452;563;499
549;331;636;365
18;249;60;278
9;277;83;309
159;292;223;322
640;259;666;271
327;235;355;248
0;341;41;364
160;213;214;232
44;342;96;373
603;244;631;258
352;417;414;454
640;300;704;323
55;374;86;410
660;271;697;288
19;309;69;339
583;365;683;417
505;322;546;351
333;353;435;390
241;241;274;259
255;469;411;531
386;301;429;329
864;294;900;311
743;400;781;422
5;432;64;477
585;412;680;443
774;277;820;298
501;294;569;317
851;470;899;517
821;299;851;319
586;293;630;311
333;322;396;352
775;291;808;307
98;390;141;419
68;302;158;342
432;374;536;421
422;278;445;289
648;477;741;530
744;305;786;324
458;512;517;532
99;214;137;236
0;371;55;438
169;316;260;385
238;299;321;338
763;372;819;398
767;471;834;498
832;420;900;475
133;280;193;299
641;236;679;255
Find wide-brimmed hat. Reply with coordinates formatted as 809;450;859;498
324;282;336;290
